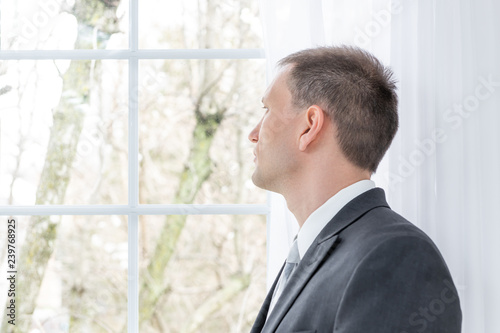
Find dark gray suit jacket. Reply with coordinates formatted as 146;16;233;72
251;188;462;333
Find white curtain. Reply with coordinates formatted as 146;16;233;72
259;0;500;332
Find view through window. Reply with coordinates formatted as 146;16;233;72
0;0;268;332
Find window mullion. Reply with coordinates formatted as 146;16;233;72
0;204;269;216
127;54;139;333
0;49;265;60
128;0;139;329
128;213;139;333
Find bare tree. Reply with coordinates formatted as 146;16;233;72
2;0;265;332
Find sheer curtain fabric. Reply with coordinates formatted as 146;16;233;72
259;0;500;332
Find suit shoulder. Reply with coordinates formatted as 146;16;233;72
352;206;435;243
338;206;447;267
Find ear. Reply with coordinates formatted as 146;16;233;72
298;105;325;151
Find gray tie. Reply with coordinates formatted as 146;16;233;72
267;238;300;316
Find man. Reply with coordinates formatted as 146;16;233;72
248;46;461;332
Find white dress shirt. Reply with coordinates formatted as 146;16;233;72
296;179;375;259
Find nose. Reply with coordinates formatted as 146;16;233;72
248;119;262;143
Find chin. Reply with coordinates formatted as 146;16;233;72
252;173;280;193
251;172;268;190
251;173;262;188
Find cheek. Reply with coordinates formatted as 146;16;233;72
258;121;272;144
260;115;285;144
268;114;288;133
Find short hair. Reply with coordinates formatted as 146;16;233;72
278;45;398;173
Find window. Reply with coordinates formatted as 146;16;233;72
0;0;268;332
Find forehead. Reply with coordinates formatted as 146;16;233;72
262;66;293;104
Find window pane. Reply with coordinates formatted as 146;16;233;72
139;59;266;204
0;215;128;332
0;0;129;50
0;60;128;205
139;214;267;332
139;0;263;49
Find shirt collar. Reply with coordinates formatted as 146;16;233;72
296;179;376;259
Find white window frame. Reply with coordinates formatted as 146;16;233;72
0;1;269;331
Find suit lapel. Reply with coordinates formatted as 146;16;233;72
250;264;284;333
261;188;389;332
261;234;340;332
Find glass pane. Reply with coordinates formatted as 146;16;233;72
139;59;266;204
139;214;267;332
0;60;128;205
0;215;128;332
139;0;263;49
0;0;129;50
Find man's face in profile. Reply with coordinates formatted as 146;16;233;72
248;67;303;193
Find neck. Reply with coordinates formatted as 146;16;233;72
282;165;371;227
